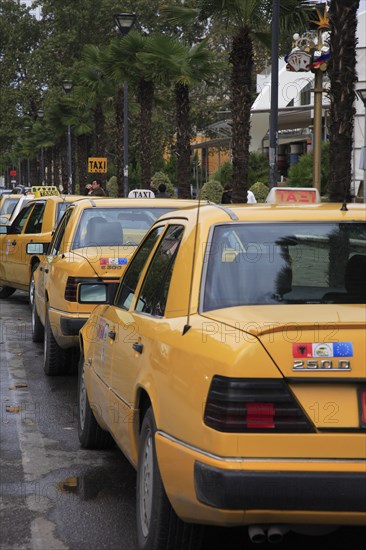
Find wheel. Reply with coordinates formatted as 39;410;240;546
0;286;16;299
28;264;39;307
136;407;204;550
31;298;44;343
43;307;68;375
77;353;114;449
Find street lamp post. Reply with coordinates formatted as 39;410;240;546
37;109;45;185
61;79;73;194
113;13;136;197
356;89;366;204
269;0;279;190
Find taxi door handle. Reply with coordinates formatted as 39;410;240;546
11;240;17;246
108;330;116;340
39;266;43;272
44;268;49;273
132;342;144;354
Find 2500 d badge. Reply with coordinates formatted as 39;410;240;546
293;359;351;371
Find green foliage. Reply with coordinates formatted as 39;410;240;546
248;152;269;186
249;181;269;203
211;162;232;187
287;143;329;195
151;171;175;196
199;179;223;203
106;176;117;197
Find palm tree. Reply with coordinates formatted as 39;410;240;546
162;1;311;202
327;0;360;202
103;33;155;192
138;36;217;198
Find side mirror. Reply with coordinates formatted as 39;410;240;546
26;242;50;255
77;282;119;304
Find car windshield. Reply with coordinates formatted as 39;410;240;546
72;207;174;249
202;222;366;310
0;198;19;216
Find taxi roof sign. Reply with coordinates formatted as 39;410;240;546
31;185;60;198
128;189;155;199
266;187;320;205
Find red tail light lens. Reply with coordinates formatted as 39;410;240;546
204;376;314;433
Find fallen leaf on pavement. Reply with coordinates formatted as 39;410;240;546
9;383;28;390
6;405;20;413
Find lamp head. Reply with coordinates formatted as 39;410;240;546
113;13;136;35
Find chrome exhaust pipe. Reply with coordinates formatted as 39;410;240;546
248;525;267;544
267;525;289;543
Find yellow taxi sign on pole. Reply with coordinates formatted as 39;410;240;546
88;157;107;173
31;186;60;197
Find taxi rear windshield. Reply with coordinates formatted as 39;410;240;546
72;207;174;249
0;198;19;216
203;222;366;309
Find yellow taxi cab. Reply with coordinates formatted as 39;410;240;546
76;192;366;550
0;194;33;226
0;193;81;300
31;197;201;376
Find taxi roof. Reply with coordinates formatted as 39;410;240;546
71;197;203;209
157;201;366;224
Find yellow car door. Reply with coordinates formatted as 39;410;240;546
108;224;184;461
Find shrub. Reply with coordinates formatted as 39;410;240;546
287;143;329;195
199;179;223;203
249;181;269;203
211;162;233;187
106;176;117;197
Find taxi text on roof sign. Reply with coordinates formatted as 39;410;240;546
31;186;60;197
128;189;155;199
88;157;107;173
266;187;321;204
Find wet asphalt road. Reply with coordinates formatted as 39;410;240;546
0;292;365;550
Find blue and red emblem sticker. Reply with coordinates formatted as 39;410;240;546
99;257;128;266
293;342;353;358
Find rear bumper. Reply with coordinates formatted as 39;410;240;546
60;316;87;336
155;431;366;526
194;462;366;512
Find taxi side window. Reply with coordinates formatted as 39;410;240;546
24;202;45;234
116;226;163;310
49;208;73;256
10;205;34;233
135;225;184;317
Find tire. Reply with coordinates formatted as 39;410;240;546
77;353;114;449
136;407;204;550
29;264;39;307
43;307;68;375
31;298;44;343
0;286;16;299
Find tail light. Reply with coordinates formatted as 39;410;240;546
204;376;314;433
64;277;99;302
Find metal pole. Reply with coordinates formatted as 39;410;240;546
27;158;30;186
123;80;129;197
269;0;279;189
312;70;323;193
40;147;45;185
363;105;366;203
67;124;72;194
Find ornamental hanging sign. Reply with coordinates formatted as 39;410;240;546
285;4;330;73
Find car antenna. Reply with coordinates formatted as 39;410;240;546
340;182;350;211
183;186;202;336
69;250;103;281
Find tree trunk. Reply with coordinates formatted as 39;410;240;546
138;79;154;188
230;27;253;203
115;86;125;197
327;0;359;202
175;83;191;199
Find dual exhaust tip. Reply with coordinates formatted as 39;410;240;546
248;525;288;544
